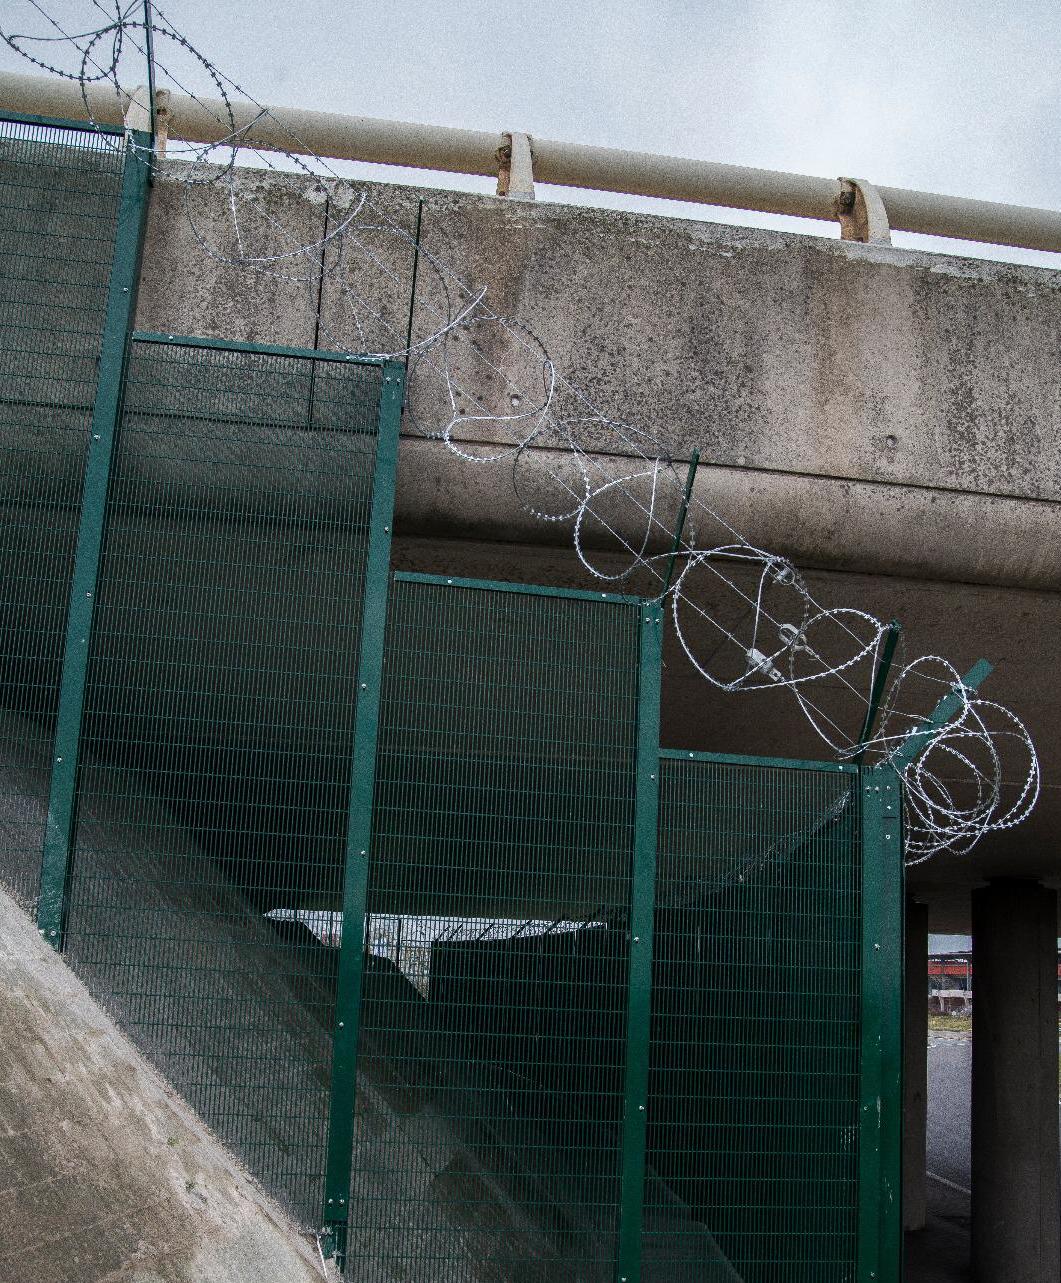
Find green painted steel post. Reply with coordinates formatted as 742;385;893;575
615;604;663;1283
143;1;157;137
37;134;152;947
857;763;903;1282
853;620;901;765
661;449;700;597
888;658;992;776
321;359;403;1269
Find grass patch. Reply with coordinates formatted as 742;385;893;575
928;1013;971;1033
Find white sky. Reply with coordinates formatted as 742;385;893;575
2;1;1059;266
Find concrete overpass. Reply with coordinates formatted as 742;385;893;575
2;82;1060;1278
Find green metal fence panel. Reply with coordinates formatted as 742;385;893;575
349;572;648;1280
0;114;133;907
58;335;400;1227
647;751;897;1282
321;365;401;1266
857;763;903;1283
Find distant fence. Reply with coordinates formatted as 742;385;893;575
927;953;1061;1015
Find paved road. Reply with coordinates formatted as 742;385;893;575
917;1030;1061;1282
927;1031;971;1192
908;1032;972;1283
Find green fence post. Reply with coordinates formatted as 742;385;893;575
320;360;403;1269
857;763;903;1282
887;659;992;776
615;604;663;1283
36;134;152;947
853;620;901;765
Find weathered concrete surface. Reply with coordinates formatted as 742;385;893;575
386;190;1061;503
392;437;1061;591
0;881;325;1283
140;168;326;348
137;164;1061;517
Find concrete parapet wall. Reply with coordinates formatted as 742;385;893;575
135;164;1061;594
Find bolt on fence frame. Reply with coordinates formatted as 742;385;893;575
655;748;903;1279
857;762;904;1283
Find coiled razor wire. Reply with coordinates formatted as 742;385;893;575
1;0;1041;863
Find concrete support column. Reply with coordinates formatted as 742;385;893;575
904;898;929;1231
971;880;1060;1283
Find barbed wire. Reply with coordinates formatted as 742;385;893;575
0;0;1041;862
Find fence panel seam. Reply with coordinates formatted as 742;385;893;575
615;606;663;1283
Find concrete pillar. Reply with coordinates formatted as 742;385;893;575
971;880;1060;1283
904;898;929;1231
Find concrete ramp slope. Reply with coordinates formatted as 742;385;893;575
0;880;327;1283
0;713;739;1280
0;714;559;1278
0;707;344;1226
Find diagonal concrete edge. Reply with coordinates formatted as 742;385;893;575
0;882;330;1283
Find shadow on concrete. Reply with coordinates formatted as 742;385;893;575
905;1179;971;1282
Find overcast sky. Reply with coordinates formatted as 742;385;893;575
2;1;1059;267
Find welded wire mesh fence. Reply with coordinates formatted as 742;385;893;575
648;754;864;1281
349;574;651;1280
58;336;390;1225
0;113;126;905
0;108;901;1281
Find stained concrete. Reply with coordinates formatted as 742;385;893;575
0;880;326;1283
384;188;1061;503
140;168;326;349
136;162;1061;515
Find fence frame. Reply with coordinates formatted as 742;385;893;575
3;109;904;1283
35;125;153;946
857;761;904;1283
0;106;125;135
616;604;664;1283
657;747;903;1283
337;570;662;1277
321;359;404;1263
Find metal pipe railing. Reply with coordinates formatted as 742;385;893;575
3;68;1060;255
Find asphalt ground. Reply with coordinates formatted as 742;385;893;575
926;1031;972;1193
906;1030;972;1283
